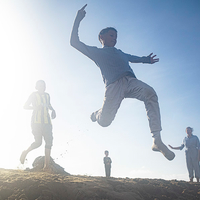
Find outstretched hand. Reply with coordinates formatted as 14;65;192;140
76;4;87;21
148;53;159;64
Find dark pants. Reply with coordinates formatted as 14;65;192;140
105;165;111;177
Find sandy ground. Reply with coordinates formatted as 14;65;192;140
0;168;200;200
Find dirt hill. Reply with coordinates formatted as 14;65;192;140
0;168;200;200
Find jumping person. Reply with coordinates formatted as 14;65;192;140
70;4;175;161
20;80;56;170
169;127;200;182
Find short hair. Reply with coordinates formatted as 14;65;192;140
104;150;109;154
186;127;193;132
98;27;117;42
35;80;45;90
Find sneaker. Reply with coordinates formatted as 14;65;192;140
20;150;27;164
152;138;175;161
90;112;97;122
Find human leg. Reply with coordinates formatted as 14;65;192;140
125;77;161;132
186;152;194;180
151;132;175;160
105;165;108;177
20;139;42;164
20;124;43;164
125;77;175;160
190;177;194;182
43;124;53;169
105;165;110;177
91;78;126;127
108;167;111;177
190;150;200;181
43;148;51;170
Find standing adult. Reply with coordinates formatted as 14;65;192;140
169;127;200;182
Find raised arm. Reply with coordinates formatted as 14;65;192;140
70;4;87;47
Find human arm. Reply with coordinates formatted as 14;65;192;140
23;95;34;110
168;144;183;150
195;136;200;161
23;94;42;111
48;104;56;119
105;158;112;166
70;4;87;48
70;4;99;62
47;95;56;119
198;149;200;161
128;53;159;64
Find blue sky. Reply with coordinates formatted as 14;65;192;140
0;0;200;181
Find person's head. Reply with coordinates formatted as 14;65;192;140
35;80;46;93
104;150;109;157
98;27;117;47
186;127;193;137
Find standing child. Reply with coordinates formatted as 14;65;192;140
104;150;112;177
20;80;56;171
70;4;175;161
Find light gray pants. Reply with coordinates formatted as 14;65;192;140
185;149;200;178
95;76;162;133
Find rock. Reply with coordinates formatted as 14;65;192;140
27;156;70;175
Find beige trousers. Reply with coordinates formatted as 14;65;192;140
95;76;162;133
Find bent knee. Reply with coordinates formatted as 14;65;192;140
97;119;112;127
144;86;158;100
31;141;42;149
36;141;42;147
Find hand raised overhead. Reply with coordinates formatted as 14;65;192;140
80;4;87;11
76;4;87;21
148;53;159;64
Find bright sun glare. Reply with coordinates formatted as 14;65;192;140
0;2;40;169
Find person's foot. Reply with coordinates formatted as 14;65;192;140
196;178;199;183
152;138;175;161
190;177;194;182
90;112;97;122
43;165;56;174
43;166;53;173
20;150;27;164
